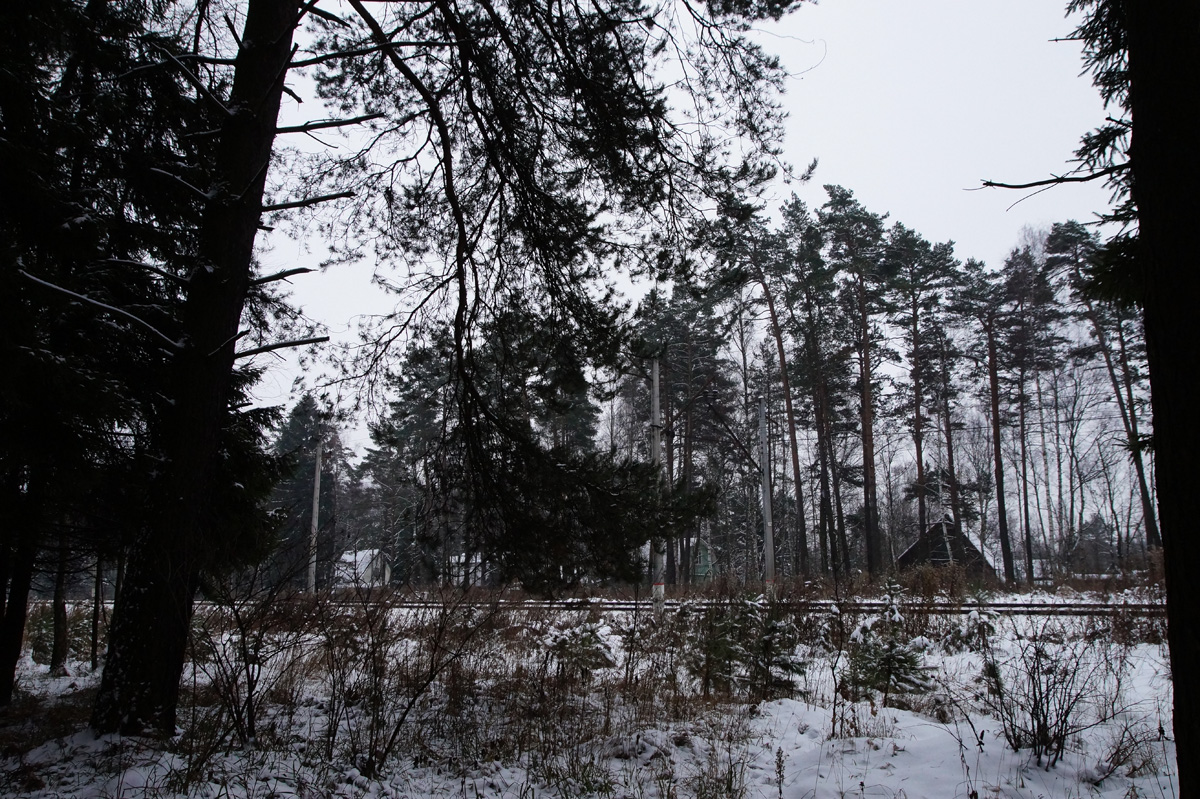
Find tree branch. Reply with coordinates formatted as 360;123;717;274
20;270;182;350
979;162;1129;191
103;258;190;285
154;45;234;117
262;190;355;212
277;113;384;134
235;335;330;360
149;167;216;201
290;42;450;68
299;0;350;27
251;267;315;286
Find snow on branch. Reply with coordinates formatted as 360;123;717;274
19;270;183;350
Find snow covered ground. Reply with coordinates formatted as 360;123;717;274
0;591;1177;799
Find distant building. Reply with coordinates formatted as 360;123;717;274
896;521;996;580
333;549;391;588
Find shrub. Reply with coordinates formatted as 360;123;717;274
681;597;806;701
843;581;933;707
545;618;616;684
24;602;93;666
979;617;1131;768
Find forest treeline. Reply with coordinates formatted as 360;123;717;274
283;192;1155;593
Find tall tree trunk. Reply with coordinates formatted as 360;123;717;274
1018;374;1035;583
1126;3;1200;791
1115;320;1160;548
759;274;809;576
831;443;850;576
938;340;963;537
1034;372;1056;564
986;322;1017;583
91;0;299;735
1076;253;1159;550
856;282;881;576
910;314;927;539
815;380;833;576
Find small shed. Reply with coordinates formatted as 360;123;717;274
896;522;996;579
334;549;392;588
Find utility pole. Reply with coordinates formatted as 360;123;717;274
651;358;666;616
307;430;324;593
759;395;776;597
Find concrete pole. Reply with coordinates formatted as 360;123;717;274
651;358;666;616
759;395;775;597
308;433;323;593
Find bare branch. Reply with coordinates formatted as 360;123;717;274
223;14;244;49
20;270;182;350
207;329;253;358
262;190;355;212
235;335;331;359
252;267;315;285
277;113;384;134
979;162;1128;191
300;0;350;27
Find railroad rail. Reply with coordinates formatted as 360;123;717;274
373;598;1166;618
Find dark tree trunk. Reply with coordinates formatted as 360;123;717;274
759;274;809;576
1018;376;1035;582
0;529;36;705
50;536;69;676
986;321;1016;583
856;281;881;576
815;380;834;576
1114;321;1160;548
939;339;963;537
832;449;850;577
1126;2;1200;793
911;315;927;539
91;0;299;735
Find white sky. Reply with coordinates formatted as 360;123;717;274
254;0;1116;443
760;0;1112;264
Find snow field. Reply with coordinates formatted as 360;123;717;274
1;591;1177;799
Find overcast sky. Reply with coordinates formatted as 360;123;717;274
255;0;1115;438
761;0;1112;264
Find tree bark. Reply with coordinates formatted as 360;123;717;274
91;0;300;735
1125;2;1200;793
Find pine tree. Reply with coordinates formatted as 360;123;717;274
1001;245;1064;581
884;225;958;546
952;259;1018;583
819;186;890;577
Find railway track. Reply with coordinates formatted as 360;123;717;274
376;597;1166;618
